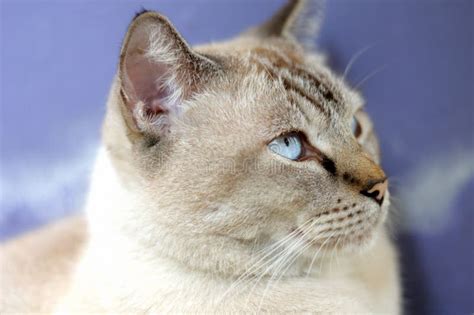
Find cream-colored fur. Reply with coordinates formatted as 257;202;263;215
1;1;401;313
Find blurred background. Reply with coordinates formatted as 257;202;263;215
1;0;473;314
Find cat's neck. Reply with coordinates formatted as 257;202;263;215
84;148;261;277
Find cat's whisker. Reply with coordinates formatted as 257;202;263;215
244;236;300;307
256;217;332;309
318;234;335;275
305;229;336;277
267;223;313;277
307;231;336;277
329;233;342;274
276;228;327;279
254;237;305;309
354;64;388;89
219;217;318;301
257;229;339;312
334;232;347;268
244;217;321;298
342;43;377;80
243;219;314;271
251;216;328;308
251;221;310;259
256;229;316;311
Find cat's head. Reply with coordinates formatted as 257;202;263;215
100;0;390;277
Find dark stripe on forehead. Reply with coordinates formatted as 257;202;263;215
290;66;338;103
263;63;331;118
252;57;330;116
281;77;328;116
251;48;338;117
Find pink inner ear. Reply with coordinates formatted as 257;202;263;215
123;54;174;117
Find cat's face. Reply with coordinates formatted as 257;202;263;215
103;1;389;276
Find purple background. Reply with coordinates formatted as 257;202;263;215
1;0;473;314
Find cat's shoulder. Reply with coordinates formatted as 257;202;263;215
0;215;87;313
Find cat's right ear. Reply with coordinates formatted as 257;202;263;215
118;11;219;138
244;0;325;50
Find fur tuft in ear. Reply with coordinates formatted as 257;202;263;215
119;11;219;137
244;0;325;50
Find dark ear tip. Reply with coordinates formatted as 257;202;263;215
129;9;172;30
131;8;167;23
133;8;151;21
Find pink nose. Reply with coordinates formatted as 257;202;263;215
360;179;388;205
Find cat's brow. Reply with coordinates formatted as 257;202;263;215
256;60;330;118
284;89;313;124
290;66;338;104
281;77;329;117
251;49;335;118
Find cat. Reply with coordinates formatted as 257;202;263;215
1;0;401;313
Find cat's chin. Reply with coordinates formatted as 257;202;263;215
332;225;380;254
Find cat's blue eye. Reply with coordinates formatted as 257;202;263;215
268;133;303;161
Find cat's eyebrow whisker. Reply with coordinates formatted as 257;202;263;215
354;64;388;90
342;43;378;80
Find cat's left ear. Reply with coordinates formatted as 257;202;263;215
118;10;219;138
245;0;325;50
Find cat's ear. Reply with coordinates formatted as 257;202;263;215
118;11;219;137
245;0;325;50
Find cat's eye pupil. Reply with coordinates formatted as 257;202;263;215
268;133;303;161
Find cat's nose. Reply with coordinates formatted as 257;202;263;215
360;178;388;206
